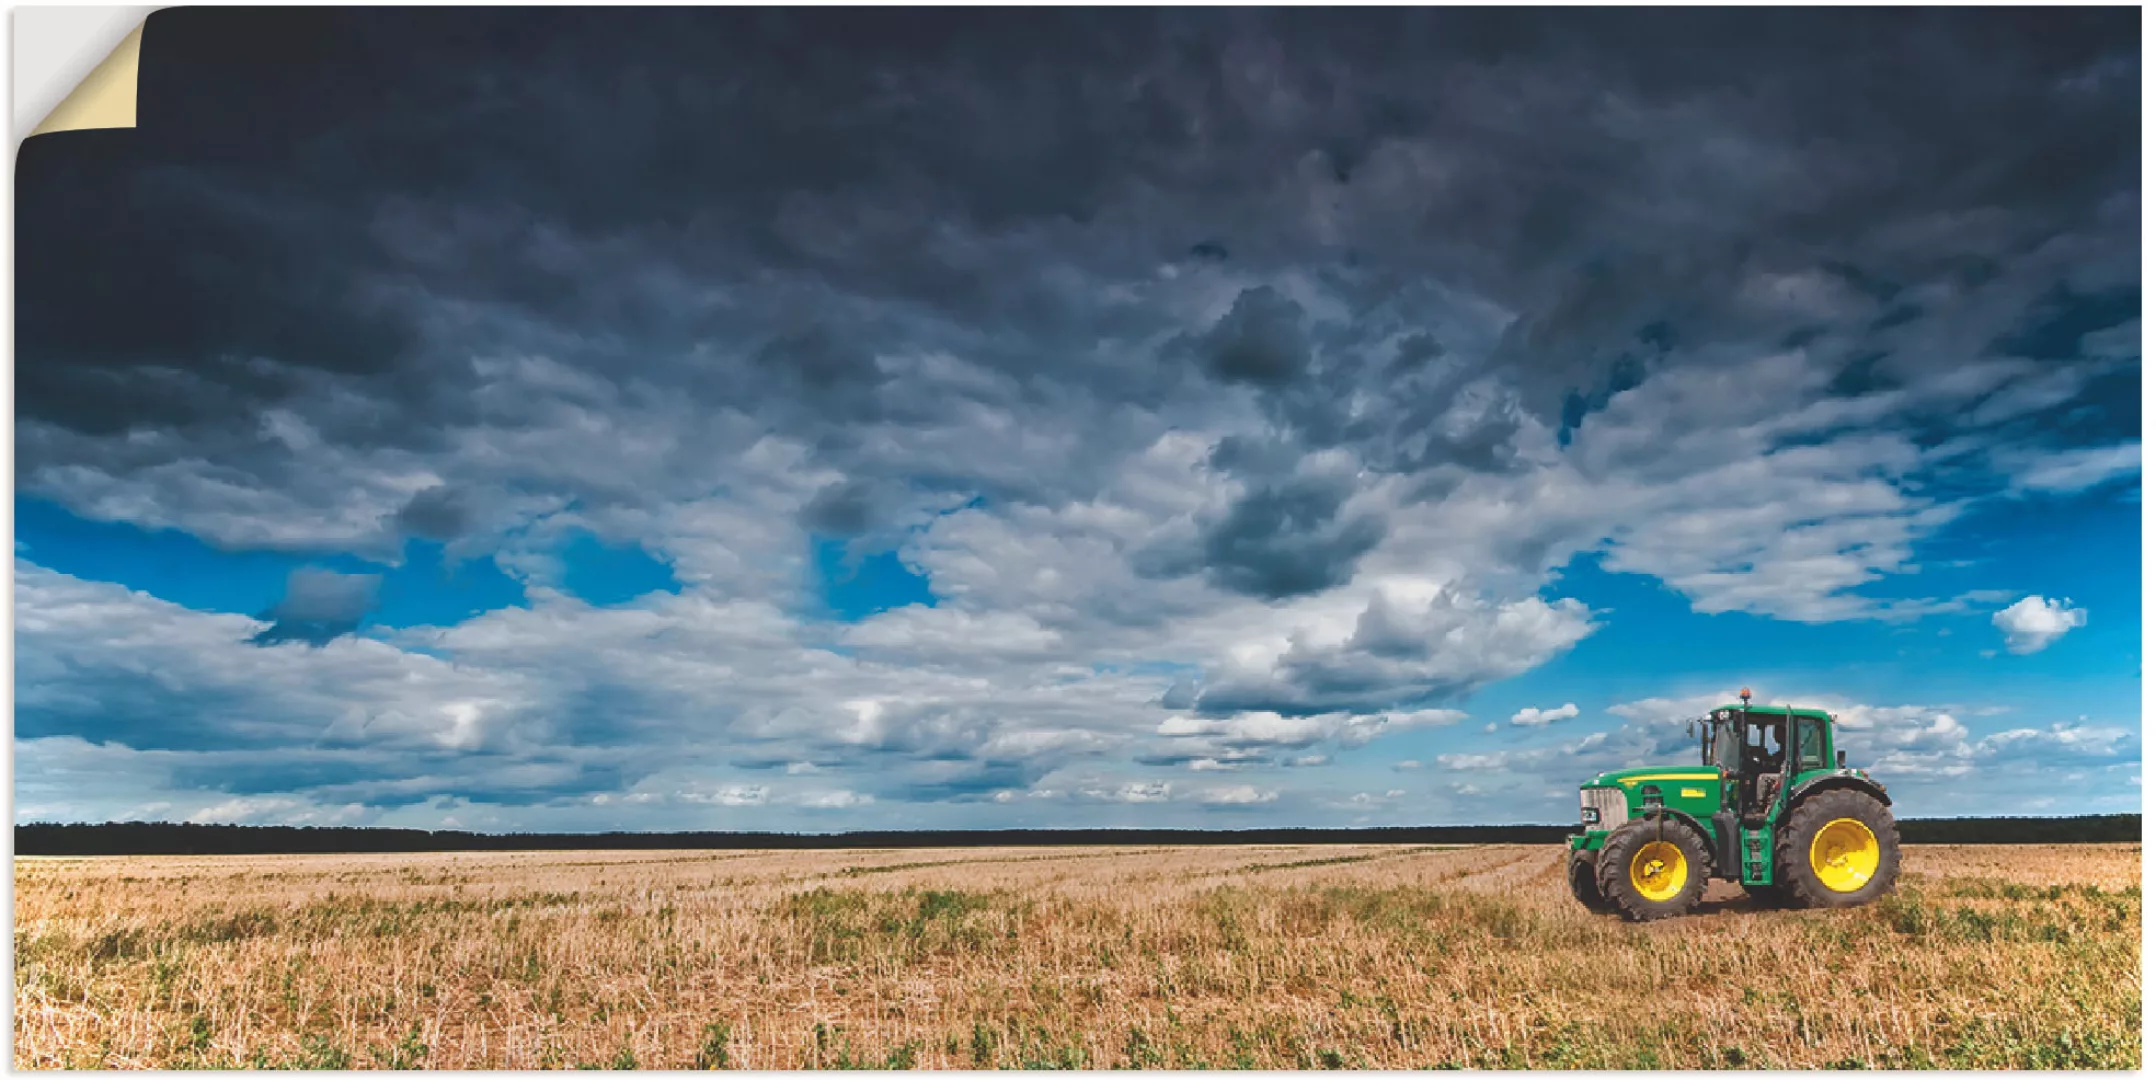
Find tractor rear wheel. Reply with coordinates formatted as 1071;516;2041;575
1595;819;1709;921
1568;848;1615;913
1775;788;1900;908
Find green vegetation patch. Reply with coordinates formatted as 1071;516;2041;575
778;887;1031;965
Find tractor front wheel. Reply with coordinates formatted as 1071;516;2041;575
1594;819;1709;921
1775;789;1900;908
1568;848;1615;913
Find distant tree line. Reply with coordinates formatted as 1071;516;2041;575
1897;814;2140;845
12;815;2139;856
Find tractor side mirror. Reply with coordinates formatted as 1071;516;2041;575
1837;750;1847;769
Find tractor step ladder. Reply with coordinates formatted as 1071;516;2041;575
1739;824;1773;885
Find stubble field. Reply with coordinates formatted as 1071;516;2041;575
13;842;2141;1070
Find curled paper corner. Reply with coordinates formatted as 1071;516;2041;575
30;20;145;137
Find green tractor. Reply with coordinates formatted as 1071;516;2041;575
1567;688;1899;921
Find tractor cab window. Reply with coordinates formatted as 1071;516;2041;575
1705;710;1743;774
1742;717;1785;775
1794;716;1828;772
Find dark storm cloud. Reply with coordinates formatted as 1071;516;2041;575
798;480;880;537
23;10;2130;418
1159;677;1200;711
1197;472;1384;599
21;10;2136;506
16;671;262;751
250;568;381;647
168;750;639;810
1990;285;2142;362
1132;431;1388;599
884;760;1044;804
393;485;473;542
1193;287;1310;388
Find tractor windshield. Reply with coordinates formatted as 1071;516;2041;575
1703;709;1744;774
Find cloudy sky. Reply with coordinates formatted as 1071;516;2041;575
14;9;2141;832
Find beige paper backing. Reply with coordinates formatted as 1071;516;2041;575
30;21;145;137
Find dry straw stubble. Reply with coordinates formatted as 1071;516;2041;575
13;842;2140;1069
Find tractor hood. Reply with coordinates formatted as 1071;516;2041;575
1582;766;1720;790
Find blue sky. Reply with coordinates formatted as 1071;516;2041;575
13;8;2141;831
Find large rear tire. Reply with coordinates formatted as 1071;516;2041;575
1775;788;1900;908
1595;819;1709;921
1568;848;1615;913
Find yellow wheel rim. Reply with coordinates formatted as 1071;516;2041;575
1628;840;1688;902
1809;817;1881;893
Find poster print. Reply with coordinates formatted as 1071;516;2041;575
14;7;2140;1070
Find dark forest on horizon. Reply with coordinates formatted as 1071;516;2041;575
13;815;2141;856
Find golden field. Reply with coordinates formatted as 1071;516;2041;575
13;842;2140;1070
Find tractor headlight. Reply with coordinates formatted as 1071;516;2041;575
1580;787;1627;830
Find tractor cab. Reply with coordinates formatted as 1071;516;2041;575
1697;691;1841;826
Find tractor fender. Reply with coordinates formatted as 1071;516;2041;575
1632;807;1721;876
1780;773;1892;824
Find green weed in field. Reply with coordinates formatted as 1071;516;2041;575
694;1022;733;1069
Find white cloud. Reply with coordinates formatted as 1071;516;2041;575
1508;702;1579;727
2001;441;2139;494
1197;785;1278;805
1079;782;1172;804
1152;705;1469;764
1606;692;1737;725
1836;704;1970;751
794;790;874;809
186;796;372;827
1191;587;1597;715
683;785;770;807
1157;711;1341;747
1432;752;1515;771
1991;595;2088;654
1975;722;2135;761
